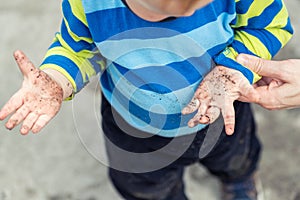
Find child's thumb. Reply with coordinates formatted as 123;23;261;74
13;50;36;77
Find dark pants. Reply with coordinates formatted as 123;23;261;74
101;95;261;200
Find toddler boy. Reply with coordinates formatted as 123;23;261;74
0;0;293;199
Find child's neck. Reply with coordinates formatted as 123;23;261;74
124;0;171;22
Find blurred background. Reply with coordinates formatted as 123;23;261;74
0;1;300;200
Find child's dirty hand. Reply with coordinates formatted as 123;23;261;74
182;66;258;135
0;50;63;135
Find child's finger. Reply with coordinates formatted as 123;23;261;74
225;124;235;136
182;82;211;115
198;98;210;117
199;106;220;124
221;101;235;135
0;91;24;120
182;97;200;114
31;114;52;134
13;50;36;78
187;110;202;127
5;105;30;130
20;112;39;135
188;96;211;126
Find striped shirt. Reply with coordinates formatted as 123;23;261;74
40;0;293;137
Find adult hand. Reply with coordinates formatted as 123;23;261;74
237;54;300;110
182;66;258;135
0;50;63;135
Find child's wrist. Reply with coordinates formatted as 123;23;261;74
42;68;74;100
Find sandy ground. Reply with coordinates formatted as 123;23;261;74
0;1;300;200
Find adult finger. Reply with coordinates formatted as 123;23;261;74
0;91;24;120
238;81;260;103
13;50;36;78
255;83;296;110
31;114;52;133
20;112;39;135
236;54;286;81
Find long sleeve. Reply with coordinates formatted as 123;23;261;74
214;0;293;83
40;0;104;95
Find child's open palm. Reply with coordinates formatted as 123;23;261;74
182;66;258;135
0;50;63;135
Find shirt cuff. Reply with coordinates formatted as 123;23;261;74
42;68;74;100
214;47;261;84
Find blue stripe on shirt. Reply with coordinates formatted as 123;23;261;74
62;0;92;38
95;12;235;66
247;0;283;27
245;29;282;57
283;18;294;35
101;70;193;130
61;20;96;52
42;55;84;90
48;40;61;49
230;40;256;55
86;1;235;42
236;0;254;14
102;63;200;112
82;0;125;13
112;60;205;94
88;54;103;74
214;53;254;83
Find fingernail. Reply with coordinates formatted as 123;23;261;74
13;50;20;59
32;129;38;134
20;126;29;135
199;116;209;124
32;126;41;134
226;126;234;135
5;123;13;130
